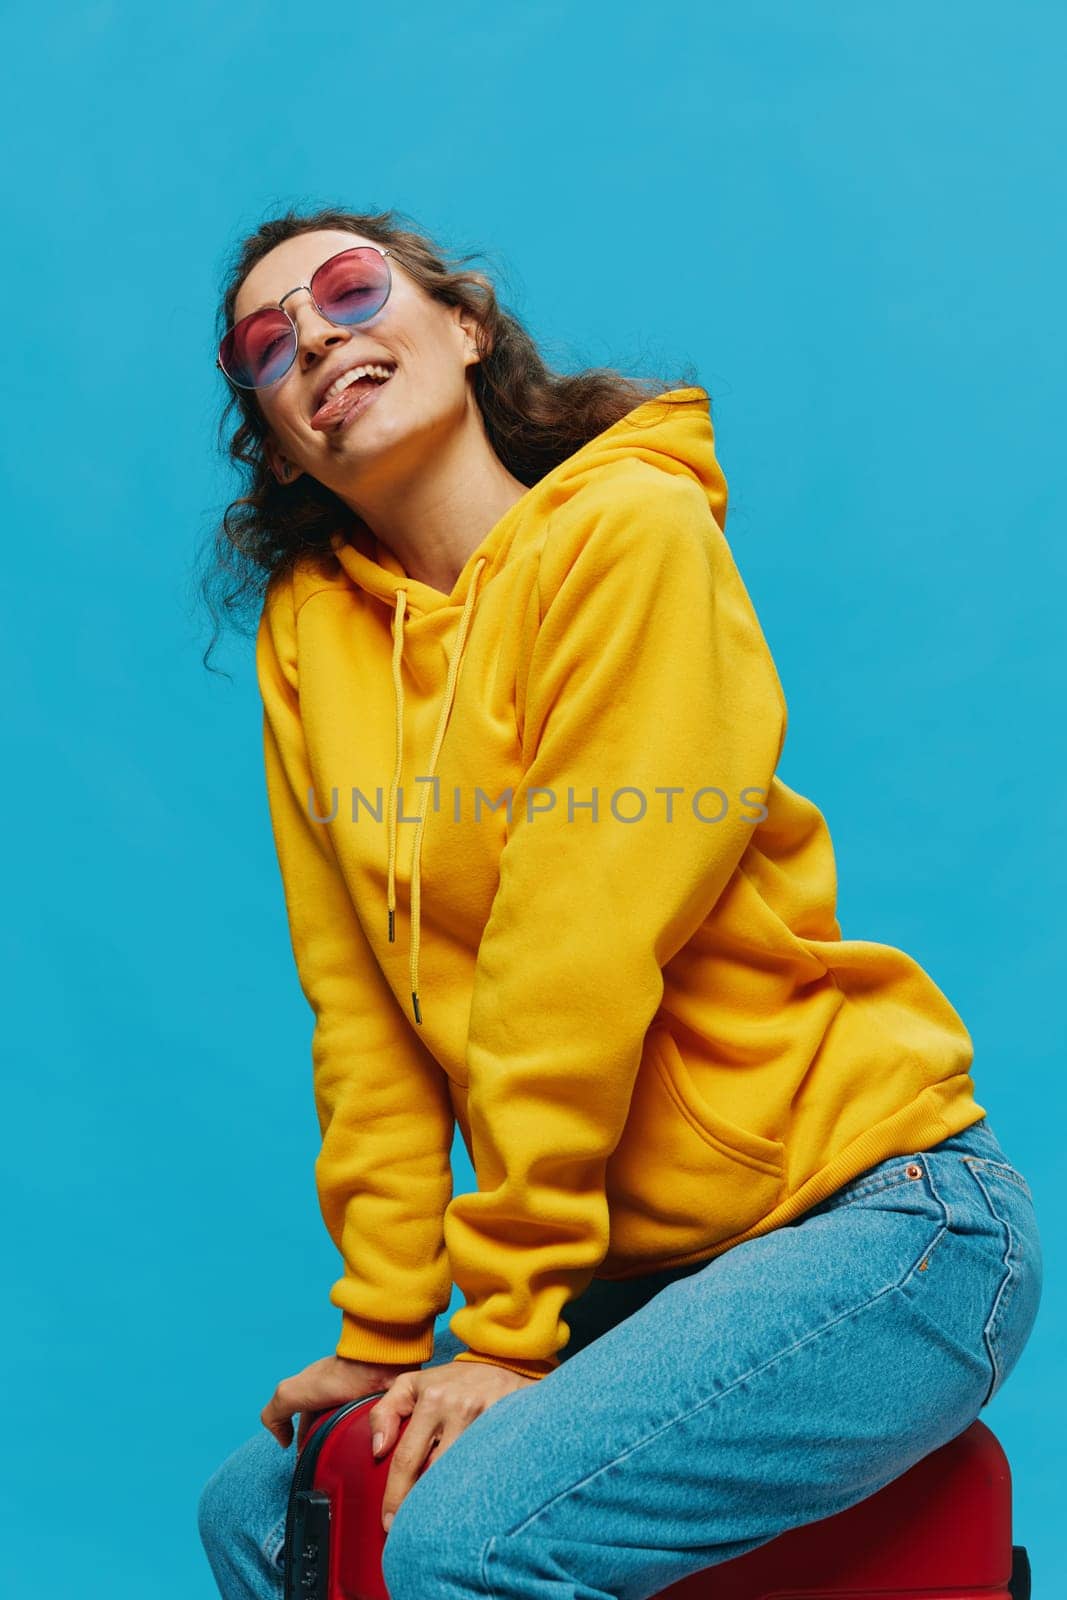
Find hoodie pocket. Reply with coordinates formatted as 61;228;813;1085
602;1026;787;1270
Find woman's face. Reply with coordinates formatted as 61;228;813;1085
230;228;482;496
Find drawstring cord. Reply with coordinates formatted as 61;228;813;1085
386;584;408;948
387;557;487;1024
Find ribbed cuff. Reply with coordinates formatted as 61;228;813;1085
335;1311;437;1367
453;1349;558;1381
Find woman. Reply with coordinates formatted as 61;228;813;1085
197;207;1043;1600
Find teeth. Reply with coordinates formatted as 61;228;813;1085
319;363;395;407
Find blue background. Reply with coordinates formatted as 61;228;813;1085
3;2;1063;1593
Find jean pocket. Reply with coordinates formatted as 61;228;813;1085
961;1157;1044;1405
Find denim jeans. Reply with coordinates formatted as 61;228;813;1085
197;1114;1042;1600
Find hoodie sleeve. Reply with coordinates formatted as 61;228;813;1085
256;570;456;1368
445;468;786;1380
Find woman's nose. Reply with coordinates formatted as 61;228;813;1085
285;289;350;363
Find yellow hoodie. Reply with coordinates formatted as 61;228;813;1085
255;386;985;1382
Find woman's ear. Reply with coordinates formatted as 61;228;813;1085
265;437;302;485
456;308;490;367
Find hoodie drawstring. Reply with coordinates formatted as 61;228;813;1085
385;584;409;951
387;556;487;1024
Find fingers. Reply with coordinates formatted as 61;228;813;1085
381;1406;442;1530
261;1354;408;1454
261;1377;300;1449
366;1371;420;1460
262;1372;325;1450
367;1372;435;1532
418;1418;463;1465
366;1361;532;1530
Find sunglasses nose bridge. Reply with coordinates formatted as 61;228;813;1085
281;285;351;360
277;281;312;310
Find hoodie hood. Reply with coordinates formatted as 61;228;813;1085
326;385;726;1024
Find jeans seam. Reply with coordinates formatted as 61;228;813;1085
988;1260;1019;1402
262;1507;288;1571
962;1159;1019;1403
490;1219;947;1545
808;1148;955;1219
804;1167;915;1224
817;1167;912;1210
482;1531;499;1600
818;1153;953;1231
923;1150;954;1233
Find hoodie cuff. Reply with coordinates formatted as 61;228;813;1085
452;1349;558;1381
335;1311;437;1368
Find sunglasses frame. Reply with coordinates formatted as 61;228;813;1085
216;244;395;392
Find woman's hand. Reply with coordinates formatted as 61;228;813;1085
261;1354;414;1450
367;1359;538;1532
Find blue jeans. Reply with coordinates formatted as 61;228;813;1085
198;1114;1042;1600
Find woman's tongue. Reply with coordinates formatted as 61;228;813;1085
311;375;382;430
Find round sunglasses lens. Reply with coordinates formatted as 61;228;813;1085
313;247;391;325
220;309;295;388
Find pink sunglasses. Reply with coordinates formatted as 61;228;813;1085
217;245;395;391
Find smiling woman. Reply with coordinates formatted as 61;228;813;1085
195;205;1042;1600
196;205;680;658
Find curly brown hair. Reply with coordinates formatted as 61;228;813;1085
194;204;706;673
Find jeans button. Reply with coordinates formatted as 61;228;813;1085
905;1162;923;1179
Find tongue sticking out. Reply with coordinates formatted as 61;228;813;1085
311;374;387;431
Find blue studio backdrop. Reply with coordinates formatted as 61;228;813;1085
2;3;1063;1594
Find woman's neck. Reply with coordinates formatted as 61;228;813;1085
338;407;529;597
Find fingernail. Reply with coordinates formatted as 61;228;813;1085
383;1511;394;1532
372;1431;384;1455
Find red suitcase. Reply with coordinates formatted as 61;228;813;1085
283;1392;1032;1600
